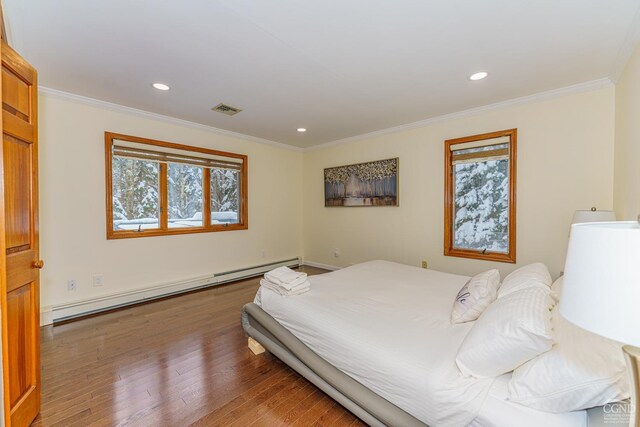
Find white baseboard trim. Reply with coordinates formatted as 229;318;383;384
302;260;341;271
40;306;53;327
50;257;299;323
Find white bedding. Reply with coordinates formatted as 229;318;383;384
257;260;493;426
471;374;587;427
256;260;587;426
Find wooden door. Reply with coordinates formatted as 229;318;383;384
0;42;41;427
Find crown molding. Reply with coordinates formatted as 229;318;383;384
38;86;303;152
304;78;614;152
609;3;640;83
40;76;613;155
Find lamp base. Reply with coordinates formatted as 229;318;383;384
624;345;640;427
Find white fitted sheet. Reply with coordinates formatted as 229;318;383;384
258;260;494;426
470;374;587;427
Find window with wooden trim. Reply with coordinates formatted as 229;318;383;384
444;129;517;263
105;132;247;239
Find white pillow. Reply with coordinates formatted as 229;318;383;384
451;269;501;324
550;274;563;303
456;287;554;378
508;278;629;412
498;263;552;298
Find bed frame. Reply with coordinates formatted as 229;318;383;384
241;303;428;427
243;303;625;427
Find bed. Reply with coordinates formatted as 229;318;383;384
241;260;593;426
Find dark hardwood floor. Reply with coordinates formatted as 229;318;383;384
32;266;366;427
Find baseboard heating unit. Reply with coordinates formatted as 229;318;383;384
50;257;300;324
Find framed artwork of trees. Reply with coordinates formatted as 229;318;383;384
324;158;398;207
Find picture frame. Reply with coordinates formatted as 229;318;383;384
324;158;398;207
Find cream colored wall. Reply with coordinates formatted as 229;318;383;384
614;44;640;220
38;84;617;310
38;93;303;309
303;87;615;278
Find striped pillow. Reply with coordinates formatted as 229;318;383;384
498;263;552;298
456;286;554;378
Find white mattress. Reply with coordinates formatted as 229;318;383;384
471;374;587;427
256;260;586;427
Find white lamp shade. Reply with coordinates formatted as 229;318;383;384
560;221;640;346
571;209;616;225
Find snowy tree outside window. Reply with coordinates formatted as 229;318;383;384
453;157;509;252
112;157;160;230
445;129;516;263
211;168;240;224
168;164;203;228
106;132;247;238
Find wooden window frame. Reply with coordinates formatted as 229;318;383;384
105;132;248;239
444;128;517;263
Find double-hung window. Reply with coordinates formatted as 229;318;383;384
444;129;517;263
105;132;247;239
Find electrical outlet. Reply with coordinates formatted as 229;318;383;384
67;279;77;291
333;248;340;258
421;260;428;269
92;274;104;287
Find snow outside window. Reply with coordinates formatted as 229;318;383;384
444;129;516;263
105;132;247;239
453;157;509;253
168;164;204;228
210;168;240;225
112;157;160;231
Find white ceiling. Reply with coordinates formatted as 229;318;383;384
5;1;640;148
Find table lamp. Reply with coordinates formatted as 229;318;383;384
561;221;640;426
571;207;616;225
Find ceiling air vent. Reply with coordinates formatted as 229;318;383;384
211;103;243;116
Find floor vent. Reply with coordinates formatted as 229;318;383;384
212;103;243;116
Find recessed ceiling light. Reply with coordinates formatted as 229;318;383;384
469;72;489;81
152;83;170;91
297;128;307;133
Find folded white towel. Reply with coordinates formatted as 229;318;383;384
264;266;308;291
260;278;310;296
